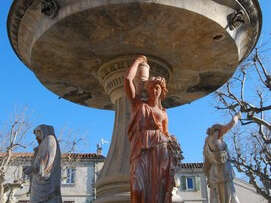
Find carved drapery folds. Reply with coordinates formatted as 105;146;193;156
41;0;59;18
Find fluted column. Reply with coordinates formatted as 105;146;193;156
95;96;131;203
95;57;131;203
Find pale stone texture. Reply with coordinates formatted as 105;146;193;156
24;125;62;203
203;114;241;203
233;179;268;203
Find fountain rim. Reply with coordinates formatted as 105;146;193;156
7;0;262;69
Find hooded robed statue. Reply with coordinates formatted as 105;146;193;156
23;124;62;203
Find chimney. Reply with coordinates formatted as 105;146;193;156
96;144;102;155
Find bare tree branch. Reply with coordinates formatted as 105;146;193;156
0;109;32;202
215;44;271;200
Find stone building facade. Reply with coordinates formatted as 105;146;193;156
176;163;268;203
2;153;267;203
2;153;105;203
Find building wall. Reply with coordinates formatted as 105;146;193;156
176;167;268;203
3;157;268;203
234;179;268;203
176;168;208;203
61;161;95;203
3;157;103;203
5;160;31;199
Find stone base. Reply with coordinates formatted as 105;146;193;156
94;192;130;203
95;189;184;203
95;175;130;203
172;188;184;203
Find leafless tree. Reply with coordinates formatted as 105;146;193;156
215;45;271;200
0;109;92;201
0;109;32;202
58;127;85;154
57;126;87;183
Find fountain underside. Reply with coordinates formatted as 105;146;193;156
8;0;261;109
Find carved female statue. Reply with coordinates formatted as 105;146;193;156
124;56;178;203
203;113;241;203
23;124;62;203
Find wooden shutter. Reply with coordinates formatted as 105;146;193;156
180;176;186;191
195;176;201;191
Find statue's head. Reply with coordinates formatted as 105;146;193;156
138;62;150;70
146;76;168;101
33;124;55;144
206;124;223;137
139;61;150;68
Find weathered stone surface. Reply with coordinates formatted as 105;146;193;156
203;113;242;203
7;0;262;109
23;124;62;203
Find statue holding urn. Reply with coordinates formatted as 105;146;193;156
125;56;182;203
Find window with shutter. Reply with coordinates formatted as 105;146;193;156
180;176;200;191
66;168;76;184
186;176;195;190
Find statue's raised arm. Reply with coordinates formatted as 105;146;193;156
203;113;241;203
125;56;180;203
124;55;147;108
219;112;241;138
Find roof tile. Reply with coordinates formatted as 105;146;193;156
0;152;105;160
180;162;203;169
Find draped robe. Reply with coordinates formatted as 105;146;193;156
128;102;174;203
204;133;240;203
24;125;62;203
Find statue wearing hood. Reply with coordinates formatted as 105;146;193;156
23;124;62;203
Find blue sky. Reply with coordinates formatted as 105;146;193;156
0;1;270;162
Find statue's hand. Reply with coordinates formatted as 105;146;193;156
135;55;147;64
165;132;171;138
169;134;177;141
23;166;32;175
236;112;241;119
233;112;241;122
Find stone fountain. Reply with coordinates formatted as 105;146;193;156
7;0;261;202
